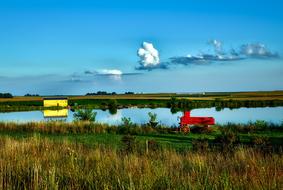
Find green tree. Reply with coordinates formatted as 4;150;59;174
108;99;118;114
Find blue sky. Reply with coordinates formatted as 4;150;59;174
0;0;283;95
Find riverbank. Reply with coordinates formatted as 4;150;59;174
1;91;283;112
0;121;282;149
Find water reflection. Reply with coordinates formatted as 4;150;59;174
0;107;282;125
43;109;68;121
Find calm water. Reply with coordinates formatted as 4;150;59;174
0;107;283;125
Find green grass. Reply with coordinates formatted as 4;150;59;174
0;121;282;151
1;90;283;112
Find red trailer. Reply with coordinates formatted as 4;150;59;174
179;111;215;133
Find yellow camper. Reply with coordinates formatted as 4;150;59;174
43;97;68;107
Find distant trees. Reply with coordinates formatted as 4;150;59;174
86;91;117;96
0;93;13;98
125;92;134;95
85;91;135;96
24;94;39;97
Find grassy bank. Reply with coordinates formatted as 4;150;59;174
0;136;282;189
1;91;283;112
0;121;282;149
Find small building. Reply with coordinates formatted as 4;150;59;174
43;97;68;107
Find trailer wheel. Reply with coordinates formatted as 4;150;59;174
181;125;190;134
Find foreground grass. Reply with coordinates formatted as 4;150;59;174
0;121;282;149
0;136;282;190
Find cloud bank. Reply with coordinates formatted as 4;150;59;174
136;40;280;71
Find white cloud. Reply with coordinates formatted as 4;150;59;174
99;69;123;75
137;42;160;69
240;43;279;58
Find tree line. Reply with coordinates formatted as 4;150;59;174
0;93;13;98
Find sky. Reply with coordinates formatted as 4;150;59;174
0;0;283;95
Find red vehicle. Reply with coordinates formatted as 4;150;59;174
179;111;215;133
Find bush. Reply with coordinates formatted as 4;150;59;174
192;138;209;152
251;136;270;146
147;140;160;152
121;134;136;153
191;125;213;134
214;128;240;152
108;99;118;114
148;112;158;127
73;109;97;122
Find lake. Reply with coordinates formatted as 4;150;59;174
0;107;282;125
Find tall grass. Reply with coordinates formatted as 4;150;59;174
0;121;282;136
0;136;282;189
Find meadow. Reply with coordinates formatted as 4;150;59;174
1;91;283;112
0;119;282;189
0;134;282;189
0;91;283;189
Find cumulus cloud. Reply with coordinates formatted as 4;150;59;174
240;43;279;58
137;42;165;70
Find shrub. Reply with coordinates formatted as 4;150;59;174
251;136;270;146
254;120;268;131
73;109;97;122
121;117;133;127
121;134;136;153
108;99;118;114
192;138;209;152
148;112;158;127
214;128;240;152
191;125;213;134
147;140;160;152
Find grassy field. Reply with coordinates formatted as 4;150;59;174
0;121;282;189
1;91;283;102
1;91;283;113
0;136;282;189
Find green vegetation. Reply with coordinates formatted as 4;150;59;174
73;109;97;122
0;120;282;189
0;135;282;189
1;91;283;112
0;93;13;98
